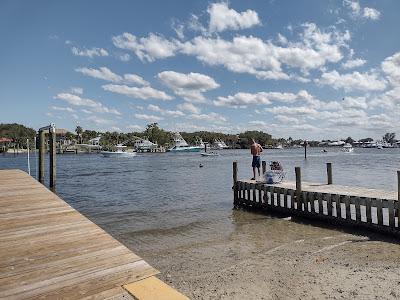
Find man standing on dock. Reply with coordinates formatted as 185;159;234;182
250;138;263;180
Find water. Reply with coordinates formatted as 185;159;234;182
1;148;399;254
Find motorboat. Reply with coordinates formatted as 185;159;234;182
168;133;201;152
341;143;354;153
212;139;229;150
134;138;157;152
101;144;136;157
273;144;283;149
200;151;219;157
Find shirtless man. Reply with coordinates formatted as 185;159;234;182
250;138;263;180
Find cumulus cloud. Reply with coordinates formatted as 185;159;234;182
341;58;366;69
54;93;121;115
112;33;179;62
381;52;400;86
134;113;163;122
214;90;312;107
50;105;75;112
208;2;261;33
316;70;386;91
147;104;184;117
176;103;201;114
70;87;83;95
190;112;227;123
343;0;381;20
71;46;109;58
157;71;219;102
76;66;149;86
102;84;173;100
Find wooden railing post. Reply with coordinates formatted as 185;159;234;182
233;161;238;186
49;127;56;190
38;130;45;184
327;163;332;185
233;161;238;205
295;167;302;210
262;160;267;174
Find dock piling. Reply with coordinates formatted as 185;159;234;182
38;131;45;184
327;163;333;185
295;167;302;210
262;160;267;174
49;127;56;190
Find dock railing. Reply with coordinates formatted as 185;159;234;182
233;161;400;235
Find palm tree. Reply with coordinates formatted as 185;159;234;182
75;126;83;144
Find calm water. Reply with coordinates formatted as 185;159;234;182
1;148;399;254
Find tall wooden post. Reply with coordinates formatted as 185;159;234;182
262;160;267;174
38;131;45;184
327;163;333;185
233;161;238;205
49;127;56;190
295;167;302;210
304;140;307;159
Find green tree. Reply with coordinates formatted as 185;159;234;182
0;123;36;148
75;126;83;143
383;132;396;144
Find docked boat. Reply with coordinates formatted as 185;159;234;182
342;143;354;153
212;139;229;150
101;144;137;157
168;133;201;152
134;138;157;152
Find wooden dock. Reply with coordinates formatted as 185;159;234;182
233;163;400;234
0;169;188;300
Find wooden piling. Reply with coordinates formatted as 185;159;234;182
38;131;45;184
304;141;307;159
327;163;333;185
49;127;56;190
295;167;302;210
262;160;267;174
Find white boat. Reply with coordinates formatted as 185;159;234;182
273;144;283;149
134;138;157;152
212;139;229;150
342;143;354;153
201;151;219;157
101;144;137;157
168;133;201;152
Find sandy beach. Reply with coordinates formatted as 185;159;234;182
139;211;400;300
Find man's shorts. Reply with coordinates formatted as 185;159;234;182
252;156;261;168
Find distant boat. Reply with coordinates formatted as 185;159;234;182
201;152;219;157
212;139;229;150
134;138;157;152
342;143;354;153
168;133;201;152
328;141;346;146
273;144;283;149
101;144;137;157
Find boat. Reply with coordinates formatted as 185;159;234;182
212;139;229;150
134;138;157;152
341;143;354;153
273;144;283;149
168;133;201;152
101;144;137;157
200;151;219;157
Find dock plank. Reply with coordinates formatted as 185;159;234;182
0;169;166;300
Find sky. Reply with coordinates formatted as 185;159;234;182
1;0;399;140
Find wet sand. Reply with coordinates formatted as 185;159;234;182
134;210;400;300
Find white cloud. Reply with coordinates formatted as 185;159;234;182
54;93;121;115
112;33;179;62
134;113;163;122
102;84;173;100
76;66;149;86
363;7;381;20
87;115;113;125
157;71;219;102
176;103;201;114
343;1;381;21
116;53;131;62
50;105;75;112
341;58;366;69
147;104;184;117
70;87;83;95
208;2;261;33
342;97;368;110
214;90;311;107
71;46;109;58
316;70;386;91
76;67;122;82
382;52;400;86
190;112;227;123
126;124;142;131
123;74;149;86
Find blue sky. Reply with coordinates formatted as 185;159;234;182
1;0;399;140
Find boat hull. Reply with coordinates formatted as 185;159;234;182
169;147;201;152
101;151;137;157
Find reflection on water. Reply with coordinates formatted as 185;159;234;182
1;148;399;256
